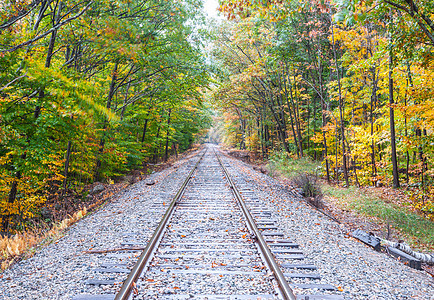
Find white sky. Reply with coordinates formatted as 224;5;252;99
203;0;223;20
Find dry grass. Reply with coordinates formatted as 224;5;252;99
0;207;87;271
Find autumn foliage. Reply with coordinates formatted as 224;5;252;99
0;0;211;233
212;0;434;219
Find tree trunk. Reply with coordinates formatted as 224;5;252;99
317;57;330;183
292;78;304;157
389;13;400;188
35;1;62;119
264;120;269;159
6;2;62;214
287;81;302;157
62;140;72;195
285;94;299;158
153;125;161;163
141;119;149;144
164;109;171;162
335;124;339;182
312;95;317;160
268;102;290;154
8;170;21;204
370;67;378;185
404;63;413;184
3;152;26;230
120;80;131;120
331;21;349;187
307;96;310;155
282;63;300;157
95;61;118;180
233;106;246;150
172;143;178;159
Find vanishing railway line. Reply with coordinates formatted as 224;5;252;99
74;145;342;300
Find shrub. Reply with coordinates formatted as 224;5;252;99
292;172;323;208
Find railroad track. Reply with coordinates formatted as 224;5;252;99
74;145;343;300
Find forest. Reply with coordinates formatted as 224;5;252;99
210;0;434;221
0;0;211;233
0;0;433;243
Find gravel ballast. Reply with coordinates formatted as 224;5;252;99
0;145;433;300
0;152;201;300
219;150;434;300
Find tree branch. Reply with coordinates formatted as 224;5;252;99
404;0;434;32
384;0;434;45
0;0;43;30
1;1;93;53
0;74;28;92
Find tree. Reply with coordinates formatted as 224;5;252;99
213;0;433;197
0;0;212;232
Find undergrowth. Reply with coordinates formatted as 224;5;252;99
0;207;87;271
268;151;323;207
268;151;320;178
267;150;434;250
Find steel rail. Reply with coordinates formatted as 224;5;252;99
114;149;207;300
214;148;297;300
